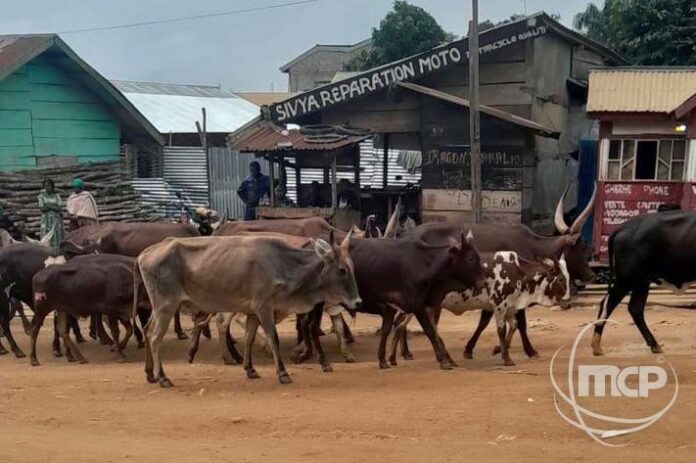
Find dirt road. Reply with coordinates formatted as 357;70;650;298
0;305;694;462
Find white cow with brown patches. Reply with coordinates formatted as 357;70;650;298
390;251;571;366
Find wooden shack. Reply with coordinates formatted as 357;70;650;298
587;68;696;262
261;13;623;229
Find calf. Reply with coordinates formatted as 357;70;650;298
390;251;571;366
30;254;150;365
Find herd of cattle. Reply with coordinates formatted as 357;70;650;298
0;184;691;387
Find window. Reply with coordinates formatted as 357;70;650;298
605;139;687;181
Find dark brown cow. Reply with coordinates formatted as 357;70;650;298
30;254;150;365
65;221;199;340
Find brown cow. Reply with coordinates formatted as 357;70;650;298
30;254;150;365
213;217;364;241
136;233;362;387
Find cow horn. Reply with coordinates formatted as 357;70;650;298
340;229;353;248
384;198;402;238
570;181;597;235
554;184;571;235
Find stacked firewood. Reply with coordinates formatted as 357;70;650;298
0;161;166;235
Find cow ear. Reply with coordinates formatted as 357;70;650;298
313;238;334;261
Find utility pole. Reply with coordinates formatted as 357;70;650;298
468;0;483;223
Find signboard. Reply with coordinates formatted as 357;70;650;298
269;19;548;123
592;181;684;260
423;189;522;213
421;145;523;190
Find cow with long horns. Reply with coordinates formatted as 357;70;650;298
401;183;597;359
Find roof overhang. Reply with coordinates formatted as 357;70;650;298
267;12;625;124
396;81;560;138
672;92;696;119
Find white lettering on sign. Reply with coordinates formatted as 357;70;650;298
604;184;632;196
643;185;671;197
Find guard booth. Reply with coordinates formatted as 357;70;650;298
228;122;371;230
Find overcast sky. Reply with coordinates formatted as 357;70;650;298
1;0;598;92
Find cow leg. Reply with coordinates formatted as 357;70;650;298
29;311;49;366
89;314;98;340
187;312;207;364
106;314;126;362
290;311;314;364
217;313;242;365
147;309;174;388
119;318;133;352
52;314;63;357
515;310;538;358
377;307;396;369
413;309;454;370
235;314;271;357
0;294;25;358
243;314;261;379
94;314;114;346
174;309;188;340
133;320;144;349
503;314;519;365
69;315;86;343
625;282;661;353
592;283;631;356
388;312;410;366
57;311;87;364
329;312;356;363
143;319;156;383
310;306;332;372
342;315;355;344
428;307;457;367
135;308;150;349
0;331;7;355
257;310;291;384
494;308;514;366
464;310;493;359
202;322;211;339
11;299;33;337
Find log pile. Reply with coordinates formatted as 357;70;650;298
0;161;167;235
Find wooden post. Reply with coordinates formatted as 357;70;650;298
331;154;338;212
469;0;483;223
268;157;275;207
382;133;389;220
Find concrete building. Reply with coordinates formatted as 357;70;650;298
280;39;371;92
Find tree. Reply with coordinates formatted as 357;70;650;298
344;1;455;71
574;0;696;65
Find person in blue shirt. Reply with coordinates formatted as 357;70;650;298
237;161;270;220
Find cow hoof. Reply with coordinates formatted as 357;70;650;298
67;357;77;363
379;361;390;369
222;357;235;366
52;350;63;358
463;351;473;359
75;336;87;344
278;374;293;384
389;358;397;366
403;353;414;361
158;377;174;388
447;359;458;368
345;336;355;344
439;362;454;371
177;332;189;340
504;359;516;367
321;364;333;373
246;369;260;379
79;359;88;364
146;372;157;383
345;355;356;363
14;350;26;359
651;345;664;354
492;346;501;355
592;348;605;357
527;351;540;359
30;358;40;367
137;342;145;349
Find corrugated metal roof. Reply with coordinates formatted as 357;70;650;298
232;124;371;152
587;68;696;113
112;80;233;98
0;34;53;80
236;92;296;106
114;87;260;134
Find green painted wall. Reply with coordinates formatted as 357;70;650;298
0;55;121;171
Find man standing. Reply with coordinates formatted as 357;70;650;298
237;161;269;220
66;178;99;231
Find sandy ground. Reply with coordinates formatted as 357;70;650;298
0;304;695;463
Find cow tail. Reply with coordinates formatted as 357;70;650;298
132;259;144;332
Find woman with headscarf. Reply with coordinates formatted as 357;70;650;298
37;178;64;248
66;178;99;231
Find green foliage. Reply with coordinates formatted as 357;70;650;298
574;0;696;65
344;1;454;71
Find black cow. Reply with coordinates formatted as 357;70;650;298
593;209;696;356
0;242;92;358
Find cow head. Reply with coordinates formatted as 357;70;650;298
448;230;485;289
539;254;571;310
311;231;362;311
58;239;100;259
554;182;597;283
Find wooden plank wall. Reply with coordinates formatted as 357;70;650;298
0;54;121;171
